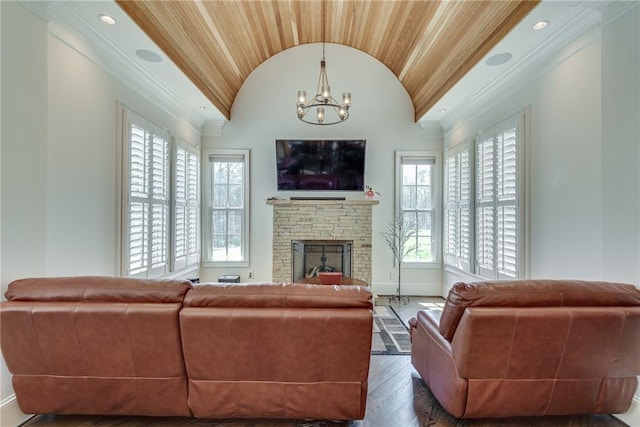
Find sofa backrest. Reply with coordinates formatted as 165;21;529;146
439;280;640;341
1;276;192;416
5;276;190;303
183;282;373;309
180;282;373;419
450;306;640;380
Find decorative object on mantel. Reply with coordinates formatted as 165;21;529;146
364;186;380;200
296;0;351;125
381;216;417;305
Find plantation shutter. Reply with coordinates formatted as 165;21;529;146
497;124;518;278
174;143;200;270
444;144;471;271
475;117;519;279
476;135;495;277
186;150;200;264
126;112;169;277
175;147;187;264
458;147;471;271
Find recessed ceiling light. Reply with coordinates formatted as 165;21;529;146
136;49;163;63
438;108;447;114
98;14;116;25
532;20;549;31
485;52;512;66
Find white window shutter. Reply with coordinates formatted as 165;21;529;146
124;112;169;278
186;151;200;264
444;144;471;272
175;147;187;262
475;118;519;279
173;144;200;271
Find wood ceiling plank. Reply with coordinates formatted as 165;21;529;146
413;1;540;119
117;1;232;118
116;0;539;122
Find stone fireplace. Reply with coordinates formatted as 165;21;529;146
266;199;378;283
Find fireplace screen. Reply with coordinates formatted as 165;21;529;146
292;240;352;282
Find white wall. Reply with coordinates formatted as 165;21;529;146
45;34;200;275
443;6;640;423
200;43;443;296
601;6;640;425
445;30;604;287
0;2;200;421
601;6;640;285
1;4;48;421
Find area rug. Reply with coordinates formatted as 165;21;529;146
371;305;411;355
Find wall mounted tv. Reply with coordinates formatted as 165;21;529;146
275;139;366;191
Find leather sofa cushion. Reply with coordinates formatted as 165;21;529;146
439;280;640;341
5;276;191;303
184;282;373;309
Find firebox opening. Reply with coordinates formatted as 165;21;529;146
292;240;352;282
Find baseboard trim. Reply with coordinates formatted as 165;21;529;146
614;394;640;426
0;394;30;426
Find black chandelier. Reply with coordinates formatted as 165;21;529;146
296;0;351;125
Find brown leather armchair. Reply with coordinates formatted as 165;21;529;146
409;280;640;418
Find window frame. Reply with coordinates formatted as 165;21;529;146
395;150;441;267
118;104;201;279
444;141;473;272
172;138;200;272
202;148;251;267
444;112;526;279
120;109;170;278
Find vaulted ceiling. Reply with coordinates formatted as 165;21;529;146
117;0;539;123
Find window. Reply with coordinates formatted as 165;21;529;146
476;119;519;279
444;143;472;271
123;112;170;277
396;151;440;264
204;149;250;265
173;141;200;271
444;114;523;279
119;106;201;278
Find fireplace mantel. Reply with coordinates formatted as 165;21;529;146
266;199;379;206
267;198;377;283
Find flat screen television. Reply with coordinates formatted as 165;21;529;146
275;139;366;191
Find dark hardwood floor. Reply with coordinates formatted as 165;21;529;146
19;298;629;427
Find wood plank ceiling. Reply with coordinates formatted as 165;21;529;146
117;0;539;122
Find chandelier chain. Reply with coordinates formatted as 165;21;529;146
295;0;351;125
321;0;326;61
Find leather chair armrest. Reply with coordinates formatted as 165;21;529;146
411;309;467;418
410;309;442;342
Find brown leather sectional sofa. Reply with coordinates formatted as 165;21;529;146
0;277;374;420
409;280;640;418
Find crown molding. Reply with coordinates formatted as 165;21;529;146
19;1;51;22
418;121;443;139
439;1;632;133
32;1;204;135
202;120;226;137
